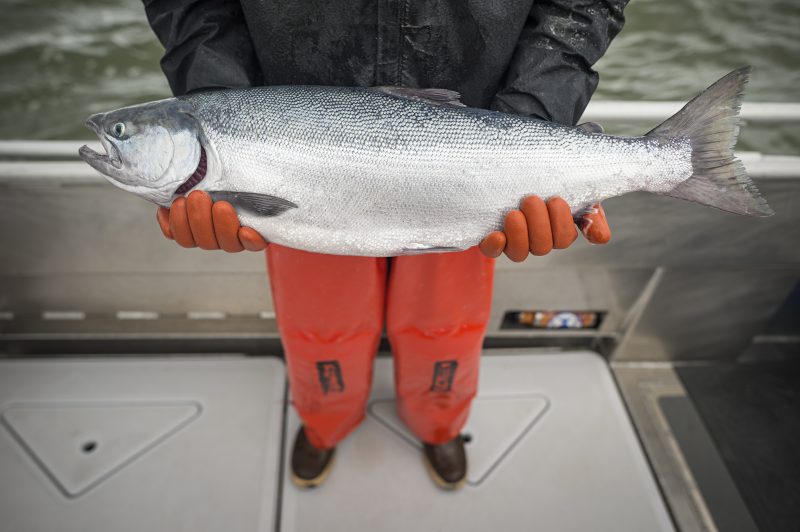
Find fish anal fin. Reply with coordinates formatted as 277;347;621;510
401;243;463;255
373;87;466;107
207;191;298;217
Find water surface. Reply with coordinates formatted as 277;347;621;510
1;0;798;152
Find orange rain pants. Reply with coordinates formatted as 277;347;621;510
266;244;494;449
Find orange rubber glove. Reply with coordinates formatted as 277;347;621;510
478;196;611;261
156;190;268;252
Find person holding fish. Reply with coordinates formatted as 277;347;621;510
140;0;624;489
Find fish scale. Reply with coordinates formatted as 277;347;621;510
181;86;690;255
79;68;772;257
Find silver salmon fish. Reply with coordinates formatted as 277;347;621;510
79;67;771;257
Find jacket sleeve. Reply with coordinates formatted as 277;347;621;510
143;0;262;96
491;0;628;125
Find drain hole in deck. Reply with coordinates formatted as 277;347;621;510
81;441;97;454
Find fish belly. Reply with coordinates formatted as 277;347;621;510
229;138;691;256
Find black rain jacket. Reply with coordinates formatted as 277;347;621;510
143;0;627;125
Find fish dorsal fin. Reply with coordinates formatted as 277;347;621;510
373;87;466;107
577;122;604;134
207;191;298;217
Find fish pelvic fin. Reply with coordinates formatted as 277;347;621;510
648;66;773;217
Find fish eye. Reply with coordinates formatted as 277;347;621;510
112;122;126;138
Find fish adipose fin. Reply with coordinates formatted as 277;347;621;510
207;191;298;216
373;87;466;108
577;122;604;134
648;66;773;217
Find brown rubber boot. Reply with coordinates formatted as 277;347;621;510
290;426;336;488
422;435;467;490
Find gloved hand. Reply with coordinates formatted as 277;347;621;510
478;196;611;261
156;190;268;252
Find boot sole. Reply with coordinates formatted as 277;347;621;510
290;453;336;489
422;454;467;491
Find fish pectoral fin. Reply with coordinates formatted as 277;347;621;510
207;191;298;216
577;122;604;134
373;87;466;108
401;243;464;255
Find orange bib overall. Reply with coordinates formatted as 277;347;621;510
267;245;494;449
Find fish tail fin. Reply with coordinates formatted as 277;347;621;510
647;66;773;217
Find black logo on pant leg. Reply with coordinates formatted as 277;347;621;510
430;360;458;392
316;360;344;394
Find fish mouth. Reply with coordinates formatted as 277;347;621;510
174;146;207;195
79;118;123;172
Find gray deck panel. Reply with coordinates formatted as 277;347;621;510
0;357;286;532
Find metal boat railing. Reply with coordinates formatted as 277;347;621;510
2;100;798;180
581;100;800;124
1;148;796;181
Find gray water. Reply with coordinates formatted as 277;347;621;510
1;0;798;153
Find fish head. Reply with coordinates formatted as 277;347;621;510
79;99;204;206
